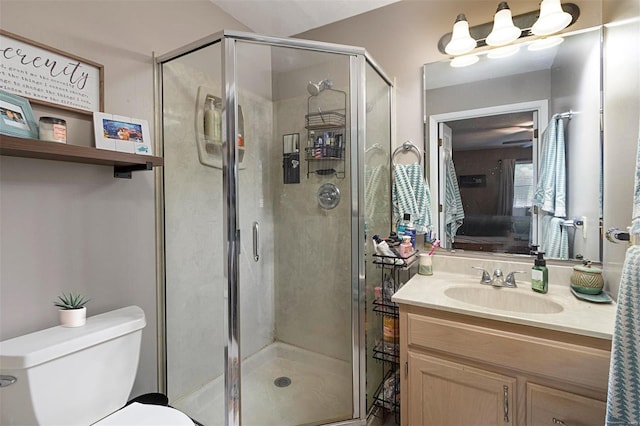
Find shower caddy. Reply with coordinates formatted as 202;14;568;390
371;251;418;424
304;88;346;179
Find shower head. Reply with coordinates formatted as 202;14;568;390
307;79;333;96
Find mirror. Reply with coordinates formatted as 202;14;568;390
425;26;602;262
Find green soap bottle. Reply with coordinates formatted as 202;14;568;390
532;252;548;293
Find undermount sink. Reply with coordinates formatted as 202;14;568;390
444;286;564;314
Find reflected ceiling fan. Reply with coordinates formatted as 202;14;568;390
502;139;533;148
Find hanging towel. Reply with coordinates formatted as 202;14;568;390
548;217;568;259
444;155;464;242
392;163;432;233
606;127;640;425
534;115;567;218
365;164;390;230
606;245;640;425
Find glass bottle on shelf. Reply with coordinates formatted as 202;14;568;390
204;97;221;144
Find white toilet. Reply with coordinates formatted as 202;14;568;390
0;305;194;425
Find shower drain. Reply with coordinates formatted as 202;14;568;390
274;376;292;388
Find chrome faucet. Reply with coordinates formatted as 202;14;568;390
505;271;525;288
472;267;524;288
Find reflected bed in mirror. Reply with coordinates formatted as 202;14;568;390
424;26;603;262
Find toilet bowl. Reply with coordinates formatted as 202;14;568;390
0;306;193;425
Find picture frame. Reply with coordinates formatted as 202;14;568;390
93;112;152;155
0;29;104;115
0;89;39;139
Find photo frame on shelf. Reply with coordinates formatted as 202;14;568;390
0;89;39;139
0;30;104;115
92;112;152;155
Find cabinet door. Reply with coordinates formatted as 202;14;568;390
408;351;516;425
527;383;606;426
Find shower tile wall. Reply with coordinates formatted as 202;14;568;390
272;67;352;362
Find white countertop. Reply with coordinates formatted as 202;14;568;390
392;271;617;340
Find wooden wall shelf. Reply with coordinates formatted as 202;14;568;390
0;135;163;178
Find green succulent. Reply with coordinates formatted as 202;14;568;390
54;292;90;310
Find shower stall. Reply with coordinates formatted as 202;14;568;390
156;31;393;426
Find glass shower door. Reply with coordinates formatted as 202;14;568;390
162;41;227;425
232;40;355;425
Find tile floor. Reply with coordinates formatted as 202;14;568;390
173;342;353;426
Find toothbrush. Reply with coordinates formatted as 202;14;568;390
428;240;441;256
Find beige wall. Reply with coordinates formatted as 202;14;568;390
602;0;640;297
0;0;249;397
297;0;603;153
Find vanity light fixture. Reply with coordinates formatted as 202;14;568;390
486;2;522;47
531;0;573;36
445;14;477;55
438;2;580;61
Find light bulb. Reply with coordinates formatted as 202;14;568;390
450;54;479;68
532;0;572;36
445;14;477;55
487;44;520;58
527;36;564;51
486;2;522;47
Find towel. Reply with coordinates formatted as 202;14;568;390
534;115;566;218
606;127;640;425
543;217;569;259
632;128;640;235
392;163;432;233
365;164;390;230
444;155;464;242
606;245;640;425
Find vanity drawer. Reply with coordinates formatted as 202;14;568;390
407;313;610;390
526;382;606;425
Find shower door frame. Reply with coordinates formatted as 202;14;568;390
155;30;393;426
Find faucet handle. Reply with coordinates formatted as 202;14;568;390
505;271;525;287
472;266;492;284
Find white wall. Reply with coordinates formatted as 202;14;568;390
0;0;249;397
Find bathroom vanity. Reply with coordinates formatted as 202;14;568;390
393;269;616;426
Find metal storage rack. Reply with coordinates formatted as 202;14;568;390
371;251;418;425
304;88;347;179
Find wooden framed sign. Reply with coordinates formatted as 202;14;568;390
0;29;104;115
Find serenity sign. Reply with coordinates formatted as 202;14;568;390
0;30;103;114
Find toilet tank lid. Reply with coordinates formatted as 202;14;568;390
0;306;146;370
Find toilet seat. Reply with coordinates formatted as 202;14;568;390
93;402;194;425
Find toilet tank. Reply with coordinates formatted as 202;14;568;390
0;306;146;426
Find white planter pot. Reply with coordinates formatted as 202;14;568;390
59;307;86;327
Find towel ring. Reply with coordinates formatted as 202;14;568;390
392;140;422;164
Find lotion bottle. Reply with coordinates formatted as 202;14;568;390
399;236;412;258
531;251;548;293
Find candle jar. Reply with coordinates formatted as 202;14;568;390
39;117;67;143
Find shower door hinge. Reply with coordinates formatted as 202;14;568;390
438;138;443;147
533;129;539;138
439;204;443;213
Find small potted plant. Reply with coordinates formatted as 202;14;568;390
54;292;90;327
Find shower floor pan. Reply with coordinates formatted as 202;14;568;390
172;342;353;426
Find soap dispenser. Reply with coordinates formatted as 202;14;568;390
531;251;548;294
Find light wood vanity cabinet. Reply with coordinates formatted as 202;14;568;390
399;304;611;426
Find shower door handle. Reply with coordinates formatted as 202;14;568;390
253;222;259;262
